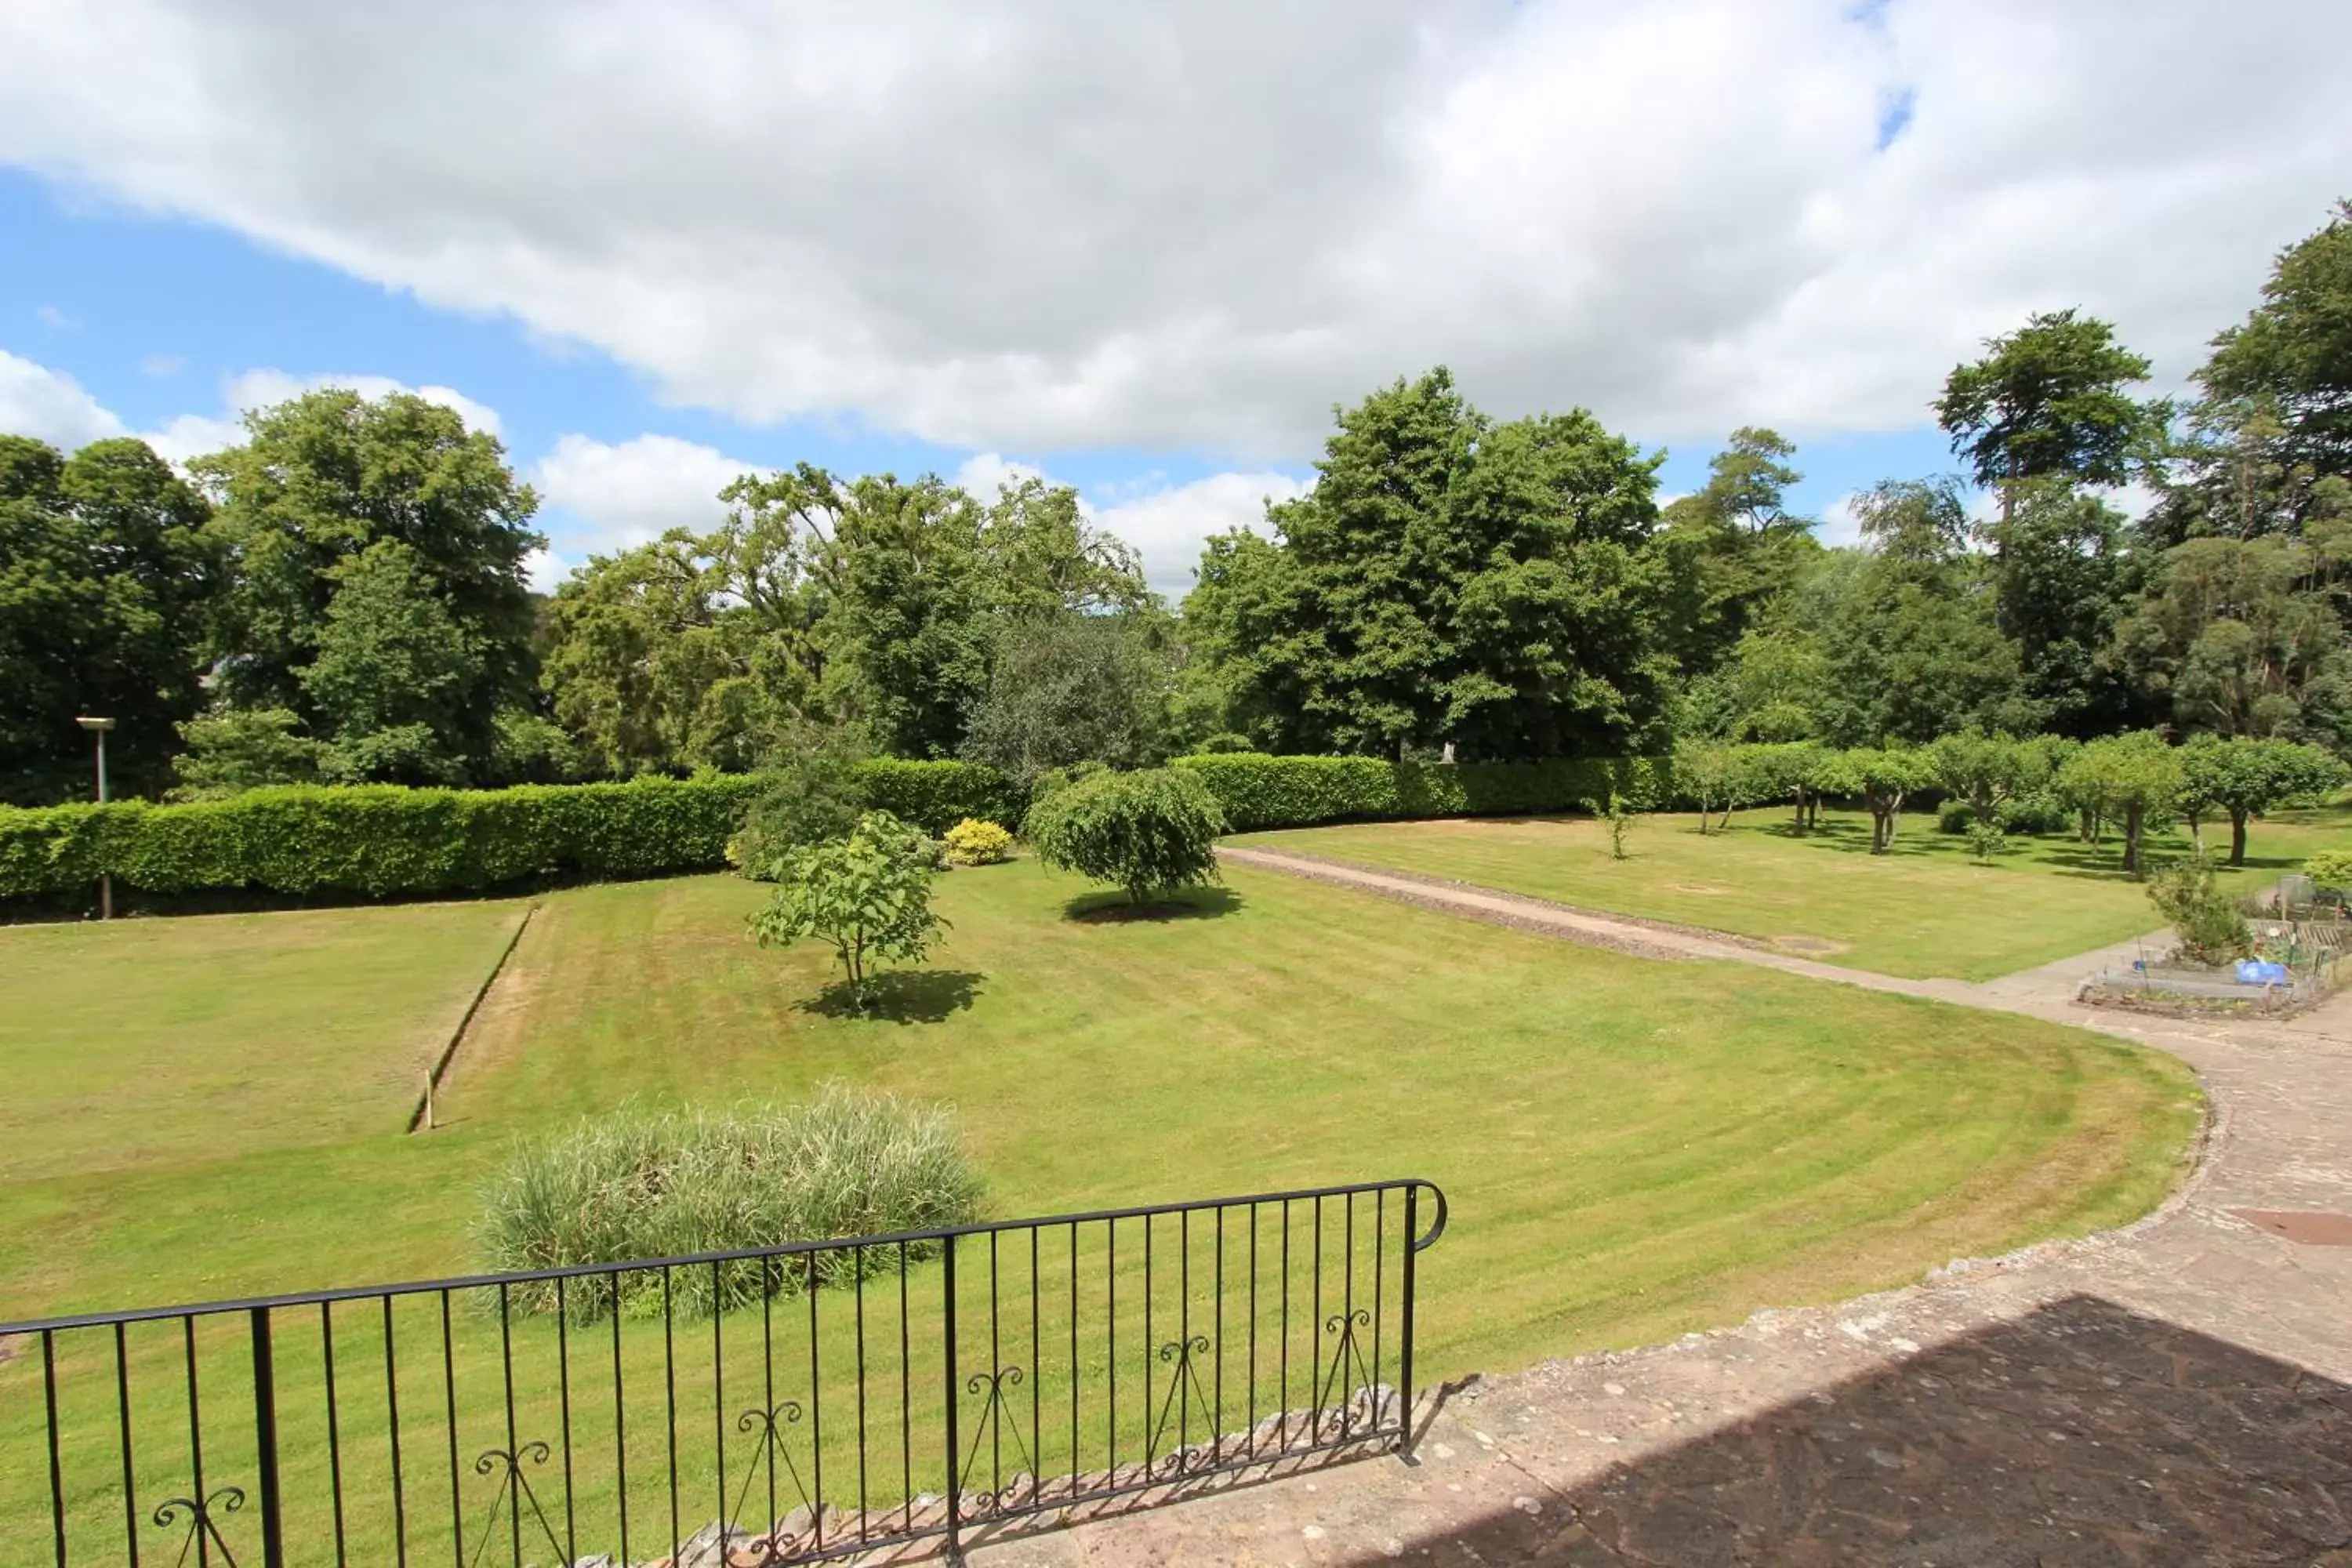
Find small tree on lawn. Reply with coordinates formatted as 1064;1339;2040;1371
1927;729;2038;828
1025;767;1226;905
748;811;946;1011
1674;739;1738;835
2145;853;2252;965
2178;735;2346;866
2057;731;2183;878
1586;790;1633;859
1813;746;1930;855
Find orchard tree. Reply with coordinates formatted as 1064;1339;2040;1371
1936;308;2161;514
746;811;946;1012
1926;730;2045;827
2058;731;2185;877
2176;735;2347;865
1813;746;1932;855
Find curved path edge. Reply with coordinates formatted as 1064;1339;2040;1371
955;848;2352;1563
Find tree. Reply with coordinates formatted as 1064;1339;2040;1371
1182;369;1672;760
1773;482;2041;746
1813;746;1931;854
728;724;875;877
2113;535;2348;739
296;539;476;782
2199;201;2352;487
2144;854;2251;965
1936;308;2160;510
168;707;325;798
2176;734;2347;866
960;611;1172;786
0;435;214;803
1926;730;2042;828
1024;767;1226;905
1673;739;1746;834
2057;731;2184;877
746;811;946;1012
194;390;540;776
1983;478;2143;735
1650;427;1821;677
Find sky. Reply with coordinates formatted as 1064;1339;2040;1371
2;1;2347;597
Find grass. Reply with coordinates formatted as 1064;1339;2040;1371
1238;803;2352;980
0;860;2200;1556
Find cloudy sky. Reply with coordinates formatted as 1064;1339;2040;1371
3;1;2347;593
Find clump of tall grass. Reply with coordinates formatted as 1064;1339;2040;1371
479;1085;985;1320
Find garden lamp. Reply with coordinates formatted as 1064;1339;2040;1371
75;716;114;918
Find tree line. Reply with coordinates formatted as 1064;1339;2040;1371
4;200;2350;809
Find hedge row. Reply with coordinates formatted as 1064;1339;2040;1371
2;752;1684;903
0;760;1022;902
1171;753;1675;831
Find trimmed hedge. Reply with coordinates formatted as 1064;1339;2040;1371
1172;753;1675;832
0;760;1025;903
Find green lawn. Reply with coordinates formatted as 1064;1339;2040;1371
1239;803;2352;980
0;862;2199;1557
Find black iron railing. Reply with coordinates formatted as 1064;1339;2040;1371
2;1178;1446;1566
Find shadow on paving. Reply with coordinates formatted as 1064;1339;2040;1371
1352;1295;2352;1566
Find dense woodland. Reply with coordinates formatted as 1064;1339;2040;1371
5;200;2351;808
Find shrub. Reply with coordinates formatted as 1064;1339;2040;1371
1936;798;1974;835
479;1086;985;1321
941;818;1014;866
1965;820;2009;866
1025;767;1226;903
748;811;946;1011
858;759;1027;836
2303;848;2352;889
728;731;871;878
1995;790;2074;836
2146;853;2252;965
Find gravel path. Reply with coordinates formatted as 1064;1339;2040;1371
954;848;2352;1566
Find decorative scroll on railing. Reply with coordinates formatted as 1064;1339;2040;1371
2;1178;1447;1566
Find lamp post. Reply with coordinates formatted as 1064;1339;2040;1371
75;716;115;919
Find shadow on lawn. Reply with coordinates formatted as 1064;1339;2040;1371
797;968;985;1024
1062;886;1247;924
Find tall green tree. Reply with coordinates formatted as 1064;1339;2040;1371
1651;426;1820;677
192;390;541;774
0;435;214;803
1936;308;2161;510
2113;535;2350;739
1183;368;1671;760
297;539;477;782
959;610;1173;785
1982;477;2143;734
2199;200;2352;488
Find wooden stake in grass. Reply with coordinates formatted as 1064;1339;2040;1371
423;1069;436;1131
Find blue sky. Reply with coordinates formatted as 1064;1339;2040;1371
3;3;2342;596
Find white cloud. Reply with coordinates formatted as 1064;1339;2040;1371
1092;470;1309;596
1818;492;1868;548
531;432;765;555
33;303;79;332
140;352;185;377
2;3;2343;457
953;452;1047;504
0;348;124;447
0;350;506;468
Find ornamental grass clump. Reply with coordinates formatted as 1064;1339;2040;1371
479;1085;985;1321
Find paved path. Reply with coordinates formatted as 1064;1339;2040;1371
954;850;2352;1566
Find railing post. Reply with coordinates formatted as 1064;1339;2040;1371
249;1307;286;1568
1398;1186;1418;1462
941;1232;961;1563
